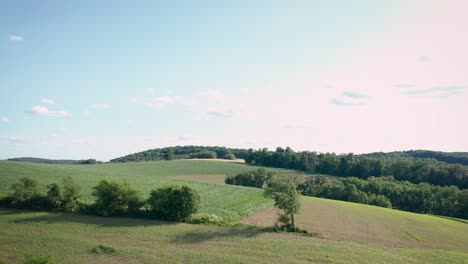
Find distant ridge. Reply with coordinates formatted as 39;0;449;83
7;157;79;164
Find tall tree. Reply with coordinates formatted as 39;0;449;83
264;177;301;227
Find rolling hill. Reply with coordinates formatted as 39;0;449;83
0;159;467;263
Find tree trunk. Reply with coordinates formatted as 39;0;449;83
290;213;295;227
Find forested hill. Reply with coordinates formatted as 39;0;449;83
7;157;79;164
244;147;468;189
110;146;468;189
110;146;249;163
365;150;468;166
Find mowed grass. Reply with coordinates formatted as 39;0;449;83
1;209;467;264
0;160;278;220
243;196;468;251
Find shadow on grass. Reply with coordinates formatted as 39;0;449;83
5;209;176;228
172;225;274;244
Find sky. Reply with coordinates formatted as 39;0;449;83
1;0;467;161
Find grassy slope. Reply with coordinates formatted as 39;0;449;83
0;160;277;221
243;196;468;251
1;209;467;264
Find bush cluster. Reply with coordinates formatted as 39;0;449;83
225;168;274;188
0;177;200;222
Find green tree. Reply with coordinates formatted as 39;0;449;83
92;180;142;216
264;177;301;227
62;176;82;212
147;185;200;221
46;183;63;209
10;177;40;206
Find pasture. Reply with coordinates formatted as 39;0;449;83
0;160;277;221
243;196;468;251
1;209;467;264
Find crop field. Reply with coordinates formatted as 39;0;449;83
1;209;467;264
1;160;467;263
0;160;280;221
242;196;468;251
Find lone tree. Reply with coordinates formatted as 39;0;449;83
264;177;301;228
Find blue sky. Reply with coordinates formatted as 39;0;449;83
1;0;467;160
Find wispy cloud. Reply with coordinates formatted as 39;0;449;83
1;117;9;123
402;86;466;97
91;103;111;110
343;91;368;99
31;106;71;117
8;35;24;41
330;99;364;107
207;110;232;118
41;98;55;105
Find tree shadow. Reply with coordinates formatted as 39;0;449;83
171;225;273;244
8;209;176;228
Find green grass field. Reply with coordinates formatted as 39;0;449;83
1;160;467;263
1;209;467;264
243;196;468;251
0;160;278;221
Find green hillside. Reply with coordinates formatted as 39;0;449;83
0;160;467;263
0;160;279;221
1;209;467;264
243;196;468;251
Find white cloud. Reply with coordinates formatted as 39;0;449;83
132;95;183;109
91;103;111;109
8;35;24;41
1;117;9;123
31;106;71;117
41;98;55;105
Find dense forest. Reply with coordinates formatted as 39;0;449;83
244;148;468;189
365;150;468;166
110;146;248;162
300;176;467;219
226;169;468;219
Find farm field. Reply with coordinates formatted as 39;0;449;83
1;209;467;264
0;160;281;221
1;159;467;263
243;196;468;251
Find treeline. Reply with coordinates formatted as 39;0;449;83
226;169;468;219
110;146;248;163
0;177;200;222
300;176;468;219
365;150;468;166
245;147;468;189
7;157;103;165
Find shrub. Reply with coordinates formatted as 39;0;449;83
147;185;200;221
10;177;40;206
191;214;233;225
46;183;63;209
91;180;142;216
91;244;116;254
23;253;54;264
62;176;82;212
225;169;274;188
224;175;236;185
